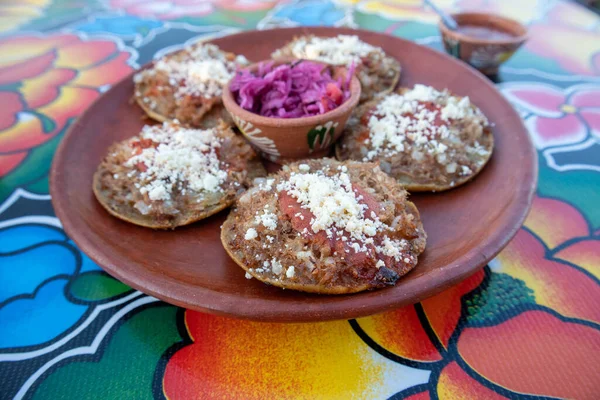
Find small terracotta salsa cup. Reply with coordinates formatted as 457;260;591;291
222;59;361;163
439;12;528;75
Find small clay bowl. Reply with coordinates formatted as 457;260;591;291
439;12;528;75
222;59;361;163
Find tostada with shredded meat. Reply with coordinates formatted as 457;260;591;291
271;35;400;104
134;43;248;128
336;84;494;191
221;159;426;294
93;121;265;229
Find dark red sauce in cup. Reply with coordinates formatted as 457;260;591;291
456;24;515;40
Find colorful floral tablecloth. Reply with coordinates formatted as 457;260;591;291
1;1;599;399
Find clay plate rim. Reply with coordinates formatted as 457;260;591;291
50;27;537;322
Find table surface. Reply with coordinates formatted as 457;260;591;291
1;1;599;399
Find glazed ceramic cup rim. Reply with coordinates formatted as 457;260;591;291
222;59;361;128
439;12;529;46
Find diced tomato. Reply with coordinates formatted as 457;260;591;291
278;184;383;257
279;191;334;250
135;162;147;172
360;108;378;125
326;82;343;105
420;101;446;127
131;138;156;155
138;138;154;149
356;129;369;143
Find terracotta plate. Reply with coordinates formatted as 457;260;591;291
50;27;537;322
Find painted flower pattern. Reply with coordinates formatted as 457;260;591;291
268;0;347;27
231;114;280;159
109;0;279;20
163;312;432;399
0;0;50;34
70;15;165;47
501;83;600;149
0;34;134;199
335;0;540;24
525;23;600;76
161;195;600;399
0;218;133;351
337;0;600;77
336;0;454;23
2;0;600;398
356;196;600;399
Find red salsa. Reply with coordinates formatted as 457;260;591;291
456;24;515;40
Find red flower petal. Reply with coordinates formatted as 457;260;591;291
0;51;55;85
0;111;44;153
502;83;564;117
457;310;600;399
437;362;507;399
421;269;484;349
21;68;76;109
355;305;443;363
0;91;23;131
554;239;600;280
497;229;600;324
404;390;431;400
0;152;26;176
524;196;589;249
55;40;118;69
527;113;587;148
71;52;133;87
36;86;99;135
570;87;600;109
164;311;423;399
0;35;78;63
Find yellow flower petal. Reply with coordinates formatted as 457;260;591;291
554;239;600;280
524;197;589;249
163;312;430;399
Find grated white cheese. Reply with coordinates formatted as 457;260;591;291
289;35;382;66
244;228;258;240
277;169;383;240
276;167;418;266
255;208;278;230
363;85;489;172
126;122;227;201
376;237;409;262
271;259;283;275
134;43;241;100
286;266;295;278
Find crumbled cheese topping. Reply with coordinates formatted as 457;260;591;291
258;178;275;191
376;237;409;261
286;266;295;278
244;228;258;240
277;169;383;240
134;43;241;99
274;167;418;269
364;85;489;171
125;122;227;201
270;258;283;275
255;207;278;230
289;35;382;66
